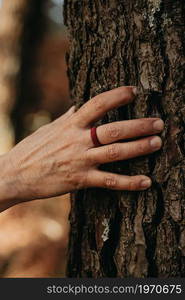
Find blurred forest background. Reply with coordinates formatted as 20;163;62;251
0;0;71;277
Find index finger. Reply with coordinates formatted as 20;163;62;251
73;86;137;128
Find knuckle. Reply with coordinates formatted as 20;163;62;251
84;150;96;165
82;170;90;188
93;96;104;112
104;175;118;189
67;168;86;190
76;172;88;189
138;121;147;133
106;144;120;160
137;142;147;154
106;124;121;139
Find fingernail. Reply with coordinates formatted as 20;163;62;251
140;179;152;188
132;86;137;96
153;119;164;131
150;136;162;149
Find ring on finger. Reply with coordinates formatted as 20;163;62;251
90;127;102;147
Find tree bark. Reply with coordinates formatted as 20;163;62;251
64;0;185;277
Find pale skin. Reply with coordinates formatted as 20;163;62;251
0;86;164;212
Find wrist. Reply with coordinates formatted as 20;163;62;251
0;153;21;212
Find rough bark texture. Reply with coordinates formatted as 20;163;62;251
64;0;185;277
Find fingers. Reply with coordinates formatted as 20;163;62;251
86;136;162;165
95;118;164;145
74;86;136;128
86;169;152;191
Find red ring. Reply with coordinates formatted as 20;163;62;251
90;127;102;147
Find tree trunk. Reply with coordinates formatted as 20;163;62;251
64;0;185;277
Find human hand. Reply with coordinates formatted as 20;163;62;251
0;86;164;210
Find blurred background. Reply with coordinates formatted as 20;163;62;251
0;0;71;277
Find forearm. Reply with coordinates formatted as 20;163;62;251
0;153;21;212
